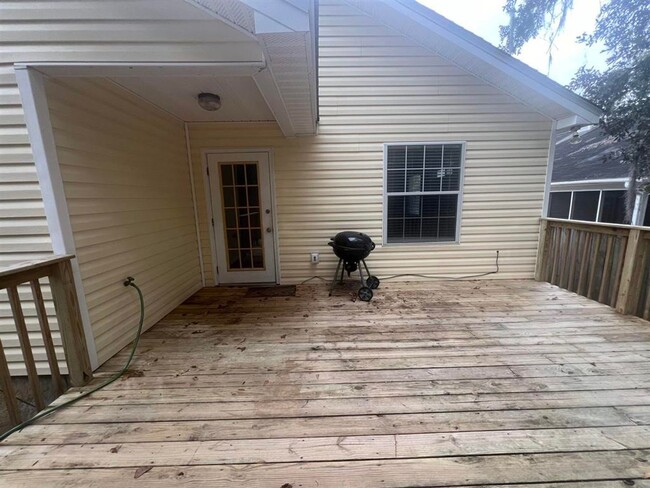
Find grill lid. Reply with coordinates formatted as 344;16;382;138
329;231;375;252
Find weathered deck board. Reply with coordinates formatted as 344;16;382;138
1;280;649;487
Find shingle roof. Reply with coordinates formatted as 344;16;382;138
552;126;630;182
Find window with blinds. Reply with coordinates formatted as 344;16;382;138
384;143;464;243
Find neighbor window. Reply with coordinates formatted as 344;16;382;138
384;143;464;243
548;189;628;224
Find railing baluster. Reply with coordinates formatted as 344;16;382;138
567;230;581;291
598;236;614;304
560;227;572;289
577;231;591;295
0;338;21;426
547;224;557;283
7;285;45;410
30;279;66;396
587;233;601;300
643;278;650;320
609;237;627;307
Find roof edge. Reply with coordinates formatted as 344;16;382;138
384;0;602;123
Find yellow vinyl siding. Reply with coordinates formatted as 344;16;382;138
188;0;552;285
45;77;201;364
0;0;259;372
0;60;54;374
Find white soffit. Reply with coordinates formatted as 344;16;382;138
111;75;275;122
346;0;601;124
186;0;318;136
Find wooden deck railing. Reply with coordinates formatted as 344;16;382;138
0;255;92;427
536;218;650;320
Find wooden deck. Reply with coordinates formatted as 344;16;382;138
2;280;650;487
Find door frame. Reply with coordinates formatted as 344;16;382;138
202;148;280;285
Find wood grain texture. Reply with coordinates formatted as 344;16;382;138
30;279;65;395
0;279;649;487
6;285;44;410
0;338;20;426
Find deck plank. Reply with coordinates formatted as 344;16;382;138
1;280;649;486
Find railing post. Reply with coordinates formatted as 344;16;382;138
0;338;21;426
534;219;550;282
49;259;93;386
616;228;642;315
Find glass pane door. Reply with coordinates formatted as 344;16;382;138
219;162;265;271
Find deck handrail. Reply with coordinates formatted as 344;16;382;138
0;255;92;428
535;218;650;320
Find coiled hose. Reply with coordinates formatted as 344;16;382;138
0;277;145;442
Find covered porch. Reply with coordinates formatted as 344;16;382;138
2;279;650;486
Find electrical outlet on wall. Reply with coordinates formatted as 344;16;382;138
310;252;320;264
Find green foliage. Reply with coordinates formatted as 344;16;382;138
501;0;650;185
499;0;574;55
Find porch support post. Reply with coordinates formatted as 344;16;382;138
14;66;98;369
616;228;642;315
534;219;550;282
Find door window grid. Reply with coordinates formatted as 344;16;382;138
220;162;265;270
385;143;463;243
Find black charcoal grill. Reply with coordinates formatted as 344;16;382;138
328;231;380;301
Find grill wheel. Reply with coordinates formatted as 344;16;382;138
358;286;373;302
366;276;380;289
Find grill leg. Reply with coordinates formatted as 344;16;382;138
362;259;371;277
358;260;365;286
329;259;342;297
339;261;345;284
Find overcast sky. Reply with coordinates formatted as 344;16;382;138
418;0;608;86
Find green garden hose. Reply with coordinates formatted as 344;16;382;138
0;276;145;442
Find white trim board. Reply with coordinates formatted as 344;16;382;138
542;120;558;218
185;123;206;287
14;66;99;369
551;178;629;192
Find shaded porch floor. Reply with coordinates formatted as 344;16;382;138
2;280;650;487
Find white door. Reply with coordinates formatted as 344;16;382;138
207;152;277;284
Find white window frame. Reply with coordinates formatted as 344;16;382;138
382;142;466;246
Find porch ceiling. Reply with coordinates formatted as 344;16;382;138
110;75;275;122
186;0;319;135
27;0;318;135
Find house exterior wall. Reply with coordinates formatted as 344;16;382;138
188;0;553;285
0;0;260;372
44;77;202;364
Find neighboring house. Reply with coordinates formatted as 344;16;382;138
0;0;601;373
549;126;649;226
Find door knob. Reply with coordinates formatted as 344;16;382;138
266;227;272;233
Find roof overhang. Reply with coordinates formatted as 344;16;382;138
186;0;318;136
345;0;602;125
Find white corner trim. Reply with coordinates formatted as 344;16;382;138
541;120;558;218
185;123;205;287
14;67;99;369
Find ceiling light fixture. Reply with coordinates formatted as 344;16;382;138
197;92;222;111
